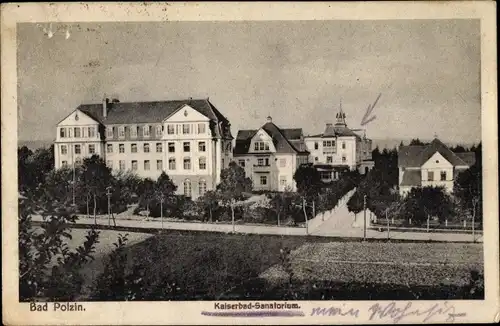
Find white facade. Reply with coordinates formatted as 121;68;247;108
54;102;232;199
305;135;358;169
420;152;454;192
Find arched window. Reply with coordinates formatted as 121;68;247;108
199;179;207;196
184;179;191;197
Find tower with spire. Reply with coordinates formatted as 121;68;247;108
335;99;347;127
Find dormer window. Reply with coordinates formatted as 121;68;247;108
106;127;113;138
118;126;125;138
156;125;162;137
254;141;270;151
130;125;138;138
143;125;150;137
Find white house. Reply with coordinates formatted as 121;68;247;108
233;116;310;192
398;138;476;196
54;97;233;199
304;105;374;181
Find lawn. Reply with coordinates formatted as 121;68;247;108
88;231;484;301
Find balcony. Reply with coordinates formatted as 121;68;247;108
252;164;271;172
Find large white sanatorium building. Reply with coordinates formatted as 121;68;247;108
54;98;233;199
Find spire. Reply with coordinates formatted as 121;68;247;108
335;98;347;127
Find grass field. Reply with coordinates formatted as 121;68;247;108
92;231;484;301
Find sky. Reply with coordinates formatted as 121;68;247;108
17;20;481;144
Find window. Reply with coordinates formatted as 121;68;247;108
119;144;125;153
75;157;82;165
118;126;125;138
168;142;175;153
169;158;176;170
280;176;287;186
107;160;113;168
156;143;163;153
107;127;113;138
198;141;206;152
314;142;318;150
183;142;190;152
107;144;113;153
198;123;206;134
342;142;346;149
184;179;192;197
61;145;67;155
183;157;191;170
157;160;163;170
327;156;333;163
156;125;162;137
144;143;150;153
260;175;267;185
167;124;175;135
199;157;207;170
62;161;68;168
238;159;245;167
199;180;207;196
342;156;346;162
88;127;95;138
428;171;434;181
258;158;264;166
254;141;270;151
131;160;138;170
74;144;81;154
279;158;286;167
182;124;190;134
88;144;95;154
314;157;319;162
60;128;66;138
74;127;81;138
119;160;125;170
440;171;446;181
143;125;150;137
144;160;150;170
131;144;137;153
130;125;138;138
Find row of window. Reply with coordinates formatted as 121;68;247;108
183;179;207;197
427;171;448;181
314;141;346;150
106;123;207;139
254;141;270;151
256;175;289;186
61;144;95;155
107;141;206;154
104;157;208;171
59;127;96;138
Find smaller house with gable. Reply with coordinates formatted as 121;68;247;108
233;116;310;192
398;138;476;196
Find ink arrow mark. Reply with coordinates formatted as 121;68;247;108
361;93;381;126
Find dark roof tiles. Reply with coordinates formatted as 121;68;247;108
398;138;474;168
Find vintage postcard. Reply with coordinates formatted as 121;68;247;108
1;1;499;325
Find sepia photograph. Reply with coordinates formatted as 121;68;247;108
2;2;498;325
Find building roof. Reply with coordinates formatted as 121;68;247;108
305;124;362;140
76;98;232;139
398;138;473;168
455;152;476;166
400;170;422;187
234;122;309;155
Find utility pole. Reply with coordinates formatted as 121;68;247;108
363;194;367;241
303;197;309;235
72;144;76;206
386;208;390;241
106;186;112;226
312;200;316;219
160;196;164;230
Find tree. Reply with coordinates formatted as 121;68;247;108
197;190;219;222
155;172;178;224
267;187;295;226
454;163;482;225
138;178;156;217
216;162;253;232
347;191;364;217
293;165;322;199
409;138;426;146
402;186;454;224
19;193;100;301
78;155;113;223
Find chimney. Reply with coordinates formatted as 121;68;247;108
102;97;109;118
266;116;272;123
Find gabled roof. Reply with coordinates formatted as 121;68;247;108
234;122;309;155
398;138;473;168
400;170;422;187
305;124;362;140
455;152;476;166
76;98;232;139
